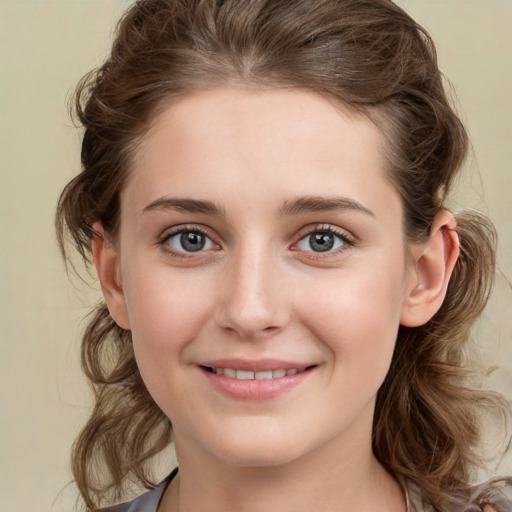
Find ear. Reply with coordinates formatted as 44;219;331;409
400;210;460;327
92;221;131;330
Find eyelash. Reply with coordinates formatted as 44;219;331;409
293;225;355;259
158;224;218;259
157;224;355;259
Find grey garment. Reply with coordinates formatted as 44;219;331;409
101;469;427;512
101;468;178;512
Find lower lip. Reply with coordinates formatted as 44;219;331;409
200;367;314;400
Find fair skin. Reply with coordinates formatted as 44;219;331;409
93;88;459;512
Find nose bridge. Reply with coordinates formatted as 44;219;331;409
216;237;288;339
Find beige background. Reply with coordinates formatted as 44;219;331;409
0;1;511;511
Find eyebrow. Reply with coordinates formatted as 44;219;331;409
278;196;376;218
142;195;375;218
143;197;225;216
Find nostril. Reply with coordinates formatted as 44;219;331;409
218;320;283;340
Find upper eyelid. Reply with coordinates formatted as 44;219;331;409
156;223;355;249
294;224;355;243
158;224;212;242
158;226;219;256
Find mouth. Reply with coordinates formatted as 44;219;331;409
198;359;318;400
200;365;314;380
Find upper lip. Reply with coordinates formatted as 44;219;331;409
198;358;317;372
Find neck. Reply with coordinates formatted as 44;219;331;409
160;414;406;512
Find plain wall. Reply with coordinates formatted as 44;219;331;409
0;1;510;511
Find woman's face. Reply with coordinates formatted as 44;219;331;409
112;88;418;468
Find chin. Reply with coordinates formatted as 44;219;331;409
214;447;300;469
202;428;310;469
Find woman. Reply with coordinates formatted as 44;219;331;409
56;0;511;510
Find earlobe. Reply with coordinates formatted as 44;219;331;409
92;222;131;330
400;211;460;327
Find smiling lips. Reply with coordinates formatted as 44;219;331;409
204;366;303;380
200;361;315;400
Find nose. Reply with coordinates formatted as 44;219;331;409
215;243;290;340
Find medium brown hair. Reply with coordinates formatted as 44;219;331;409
56;0;511;510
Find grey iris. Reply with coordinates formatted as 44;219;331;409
310;233;335;252
181;232;205;252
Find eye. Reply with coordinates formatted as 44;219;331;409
295;227;352;253
162;228;217;253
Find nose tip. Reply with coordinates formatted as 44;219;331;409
215;288;287;340
214;255;289;340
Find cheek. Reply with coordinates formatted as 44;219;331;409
299;264;406;380
122;269;214;375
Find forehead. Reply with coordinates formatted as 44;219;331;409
124;87;400;221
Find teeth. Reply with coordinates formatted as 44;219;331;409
236;370;254;380
255;371;273;380
209;367;305;380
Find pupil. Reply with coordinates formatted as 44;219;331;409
181;232;205;252
310;233;334;252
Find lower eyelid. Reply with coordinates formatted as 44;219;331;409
159;226;218;254
158;225;353;257
171;233;215;250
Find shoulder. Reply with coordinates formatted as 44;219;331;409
99;469;178;512
407;482;509;512
99;487;162;512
